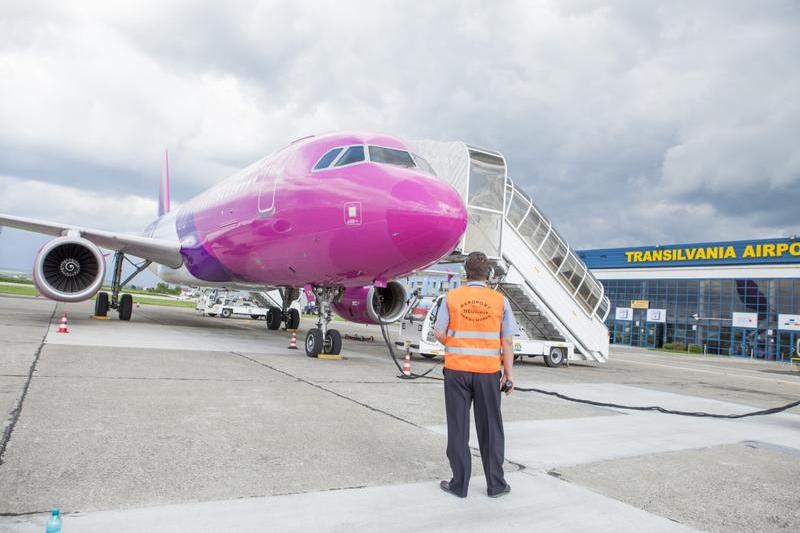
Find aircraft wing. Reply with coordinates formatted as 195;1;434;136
0;213;183;268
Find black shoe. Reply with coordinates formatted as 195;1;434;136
488;483;511;498
440;480;466;498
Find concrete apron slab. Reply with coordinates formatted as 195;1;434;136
427;383;800;470
0;471;695;533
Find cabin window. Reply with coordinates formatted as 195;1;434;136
313;148;344;170
334;145;365;167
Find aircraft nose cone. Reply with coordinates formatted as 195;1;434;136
387;177;468;264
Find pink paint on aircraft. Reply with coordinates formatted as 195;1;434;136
1;131;468;356
167;131;467;288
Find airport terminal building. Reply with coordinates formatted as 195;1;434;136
577;237;800;360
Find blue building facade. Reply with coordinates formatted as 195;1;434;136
578;237;800;360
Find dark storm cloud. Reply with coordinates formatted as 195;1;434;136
0;0;798;273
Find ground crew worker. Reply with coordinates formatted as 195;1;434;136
433;251;518;498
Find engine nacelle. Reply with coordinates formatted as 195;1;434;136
33;236;106;302
331;281;408;325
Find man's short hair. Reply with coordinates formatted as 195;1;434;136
464;251;491;280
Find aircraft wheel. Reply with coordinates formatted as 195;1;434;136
305;328;323;358
95;292;109;316
250;314;260;320
266;307;282;330
221;308;232;318
324;329;342;355
208;313;217;317
421;352;437;359
118;294;133;321
287;308;300;330
544;347;565;368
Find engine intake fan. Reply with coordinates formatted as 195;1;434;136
33;236;106;302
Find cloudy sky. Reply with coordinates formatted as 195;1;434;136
1;0;798;278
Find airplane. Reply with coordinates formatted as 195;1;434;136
0;131;468;357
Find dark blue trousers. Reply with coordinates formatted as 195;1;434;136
444;368;507;496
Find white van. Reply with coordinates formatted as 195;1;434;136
397;295;575;367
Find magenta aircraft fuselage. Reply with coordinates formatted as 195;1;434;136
148;131;467;289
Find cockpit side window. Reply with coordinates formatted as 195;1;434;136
313;148;344;170
412;153;437;176
334;145;365;167
368;146;416;169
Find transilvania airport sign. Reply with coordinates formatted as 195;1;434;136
577;238;800;270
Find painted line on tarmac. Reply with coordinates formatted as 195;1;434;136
611;356;800;387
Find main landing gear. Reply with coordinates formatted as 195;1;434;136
304;287;342;358
94;251;151;321
265;288;301;331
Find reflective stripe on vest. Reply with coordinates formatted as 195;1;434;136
446;330;500;339
443;285;505;374
444;347;502;357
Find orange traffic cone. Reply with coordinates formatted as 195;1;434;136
57;313;69;334
402;351;412;377
288;330;298;350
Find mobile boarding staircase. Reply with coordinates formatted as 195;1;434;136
410;141;610;363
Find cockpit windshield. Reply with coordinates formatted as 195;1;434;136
368;146;415;169
313;144;438;176
368;146;437;176
313;148;343;170
334;145;365;167
412;153;436;176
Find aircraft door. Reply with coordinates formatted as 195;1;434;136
257;160;278;216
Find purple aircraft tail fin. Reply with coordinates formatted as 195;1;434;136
159;150;170;217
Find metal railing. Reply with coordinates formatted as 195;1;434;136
503;178;610;322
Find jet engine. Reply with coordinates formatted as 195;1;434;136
331;281;408;325
33;236;106;302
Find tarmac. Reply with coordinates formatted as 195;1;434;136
1;294;799;532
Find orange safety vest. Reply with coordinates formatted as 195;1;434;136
444;285;505;373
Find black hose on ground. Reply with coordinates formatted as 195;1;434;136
376;298;442;381
511;385;800;419
374;299;799;417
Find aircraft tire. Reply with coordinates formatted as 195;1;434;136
544;347;565;368
266;307;282;330
305;328;322;358
287;308;300;330
95;292;109;316
324;329;342;355
221;308;232;318
250;315;260;320
208;313;217;317
118;294;133;321
420;352;437;359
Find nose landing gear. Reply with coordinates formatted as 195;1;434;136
305;287;343;358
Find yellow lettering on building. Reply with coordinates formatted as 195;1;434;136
776;243;789;256
651;250;663;261
762;243;776;257
706;247;719;260
625;251;636;263
743;245;755;258
633;252;643;262
724;246;736;259
791;243;800;256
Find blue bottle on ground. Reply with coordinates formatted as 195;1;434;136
46;508;61;533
